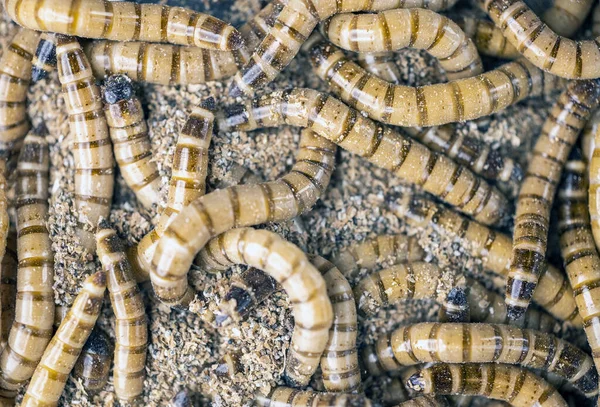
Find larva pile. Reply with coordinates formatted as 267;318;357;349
0;0;600;405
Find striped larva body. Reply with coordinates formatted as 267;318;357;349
31;33;57;82
407;363;568;407
148;129;336;306
256;387;372;407
220;88;508;226
73;328;112;393
195;228;333;387
587;109;600;251
581;108;599;163
96;223;147;403
103;74;161;209
310;42;563;127
3;0;242;51
455;17;519;59
439;287;470;323
0;28;38;165
0;231;16;349
0;133;54;399
396;396;450;407
362;322;598;397
527;0;594;37
508;79;600;320
323;9;483;80
356;52;402;84
0;169;7;264
21;270;106;407
56;35;114;252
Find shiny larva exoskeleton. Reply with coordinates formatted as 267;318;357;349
0;166;7;266
455;17;519;59
587;109;600;251
73;328;113;393
581;109;600;164
103;74;161;209
3;0;243;51
533;0;594;36
0;231;16;350
31;32;57;82
395;396;451;407
356;52;402;84
255;386;372;407
20;270;106;407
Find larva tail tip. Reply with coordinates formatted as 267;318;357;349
85;328;112;356
91;270;107;287
446;287;468;306
200;96;217;112
406;372;426;392
506;304;526;321
31;66;48;83
103;74;134;104
226;29;245;51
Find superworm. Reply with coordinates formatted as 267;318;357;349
219;88;509;226
3;0;243;51
72;328;113;393
0;28;38;166
480;0;600;79
103;74;161;209
56;35;114;252
361;322;599;397
507;79;600;320
395;396;450;407
194;228;333;387
455;17;519;59
526;0;594;37
31;32;57;82
581;109;599;163
0;231;16;350
407;363;568;407
0;132;54;400
587;109;600;251
356;52;402;84
255;387;372;407
439;287;470;323
147;129;336;306
323;9;483;81
20;270;106;407
309;42;563;127
97;222;147;403
390;195;581;326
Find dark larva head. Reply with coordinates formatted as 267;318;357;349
103;74;134;104
227;30;244;51
82;328;112;357
406;372;426;392
446;287;468;307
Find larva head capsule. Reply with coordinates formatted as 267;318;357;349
103;75;134;104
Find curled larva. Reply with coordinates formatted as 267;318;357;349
356;52;402;84
323;9;483;80
103;74;161;209
526;0;594;37
390;195;581;326
220;88;509;226
508;79;600;320
309;42;563;127
96;222;147;403
0;231;16;349
255;386;372;406
56;35;115;252
0;133;54;400
407;363;567;407
3;0;242;51
439;287;470;323
73;328;113;393
455;17;519;59
31;32;57;83
20;270;106;407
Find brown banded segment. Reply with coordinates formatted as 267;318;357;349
255;386;372;406
73;328;112;392
20;270;106;407
537;0;594;37
357;52;402;84
395;396;451;407
455;17;519;59
0;231;17;349
588;109;600;253
439;287;470;324
31;32;57;82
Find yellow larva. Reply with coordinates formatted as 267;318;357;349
395;396;450;407
255;386;372;407
309;42;563;127
20;270;106;407
508;79;600;320
0;133;54;400
72;328;113;393
455;17;519;59
581;109;599;163
528;0;594;37
407;363;568;407
96;222;147;403
0;231;16;350
220;88;509;226
323;9;483;80
587;108;600;251
390;195;581;326
103;74;161;209
56;35;114;252
356;52;402;84
3;0;242;51
31;32;57;82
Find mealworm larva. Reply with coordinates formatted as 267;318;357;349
0;133;54;400
255;387;372;407
310;42;563;127
53;305;69;329
407;363;568;407
395;396;451;407
455;17;519;59
148;129;336;306
220;88;509;226
588;109;600;252
356;52;402;84
103;74;161;209
0;231;16;350
534;0;594;37
439;287;470;323
481;0;600;79
362;322;599;397
31;32;57;83
0;28;38;166
96;222;147;403
72;328;113;393
56;35;115;252
20;270;106;407
215;163;262;189
323;9;483;81
507;79;600;321
390;195;581;326
3;0;243;51
331;235;425;281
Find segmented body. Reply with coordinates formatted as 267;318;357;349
31;32;57;82
0;231;16;349
581;109;599;163
440;287;470;323
357;52;402;84
396;396;450;407
587;108;600;251
255;387;372;407
73;328;112;393
455;17;519;59
526;0;593;36
0;169;7;265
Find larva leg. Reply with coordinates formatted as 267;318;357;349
508;80;600;320
255;386;372;406
0;132;53;400
72;328;112;393
96;222;147;403
390;196;581;326
220;89;509;225
3;0;242;51
20;270;106;407
582;108;600;164
56;35;114;252
309;42;563;127
148;129;336;306
455;17;519;59
323;9;483;80
357;52;403;84
0;231;16;350
407;363;568;407
439;287;470;323
103;74;161;209
536;0;594;37
31;33;57;82
395;396;451;407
